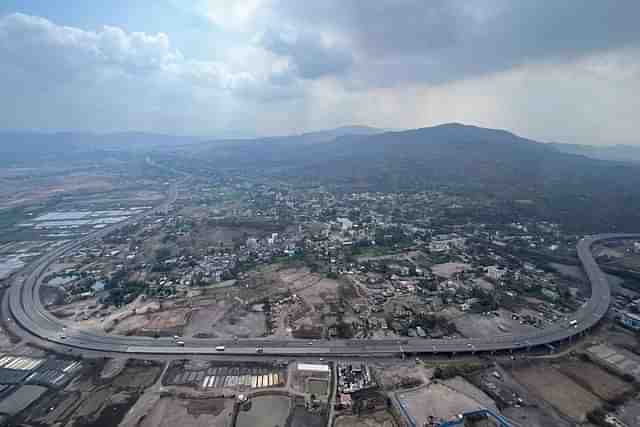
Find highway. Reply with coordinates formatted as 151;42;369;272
3;180;638;357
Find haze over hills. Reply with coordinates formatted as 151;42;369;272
177;123;640;232
0;126;384;166
2;122;640;232
549;142;640;163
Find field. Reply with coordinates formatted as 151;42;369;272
509;364;601;422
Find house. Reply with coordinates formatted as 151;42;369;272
485;266;507;280
337;217;353;232
429;241;449;253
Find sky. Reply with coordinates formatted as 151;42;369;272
0;1;639;144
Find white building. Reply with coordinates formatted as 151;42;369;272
246;238;258;249
485;266;507;280
337;217;353;232
429;241;449;253
297;363;330;374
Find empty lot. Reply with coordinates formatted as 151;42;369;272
510;364;601;422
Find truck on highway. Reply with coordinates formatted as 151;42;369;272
216;346;225;352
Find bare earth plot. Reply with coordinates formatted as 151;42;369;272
110;308;189;336
454;309;536;339
297;277;340;307
396;377;495;426
140;396;233;427
431;262;470;279
183;301;228;337
235;395;291;427
184;301;266;338
509;365;601;423
374;363;432;390
557;360;632;401
617;397;640;427
335;410;398;427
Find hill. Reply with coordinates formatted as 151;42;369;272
550;142;640;162
183;123;640;233
0;126;383;166
0;131;203;166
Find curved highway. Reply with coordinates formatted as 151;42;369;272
3;184;638;356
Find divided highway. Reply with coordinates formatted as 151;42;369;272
3;183;638;356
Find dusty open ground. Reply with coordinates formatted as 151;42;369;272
431;262;470;279
335;410;398;427
235;395;291;427
509;364;601;423
374;363;432;390
616;396;640;427
140;396;233;427
183;300;266;339
396;376;496;426
454;309;538;339
557;359;632;401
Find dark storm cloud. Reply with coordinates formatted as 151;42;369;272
273;1;640;85
260;28;353;79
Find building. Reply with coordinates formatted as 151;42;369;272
246;238;258;249
485;266;507;280
337;217;353;232
429;237;466;253
297;363;330;374
541;288;559;301
619;311;640;331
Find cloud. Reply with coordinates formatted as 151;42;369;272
204;0;268;31
0;13;180;81
0;12;305;134
271;1;640;86
0;12;299;98
260;29;352;79
1;4;639;145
